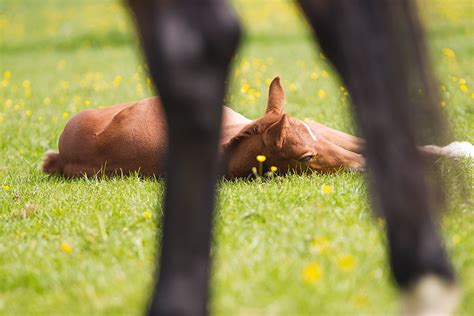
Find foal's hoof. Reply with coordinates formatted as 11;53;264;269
400;275;460;316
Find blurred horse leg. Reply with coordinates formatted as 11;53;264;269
297;0;459;314
127;1;241;315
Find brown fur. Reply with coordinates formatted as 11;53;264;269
44;77;458;179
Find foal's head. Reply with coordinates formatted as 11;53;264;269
224;77;322;178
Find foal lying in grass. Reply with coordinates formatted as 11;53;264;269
43;77;473;178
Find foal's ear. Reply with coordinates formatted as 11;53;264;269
263;113;290;151
265;76;285;115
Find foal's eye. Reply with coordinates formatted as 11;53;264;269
299;155;314;163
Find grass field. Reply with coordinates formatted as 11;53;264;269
1;0;473;315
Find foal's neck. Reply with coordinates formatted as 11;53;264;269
220;106;252;145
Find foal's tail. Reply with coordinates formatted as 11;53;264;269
42;151;63;175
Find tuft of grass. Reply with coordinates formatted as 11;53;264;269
1;0;473;315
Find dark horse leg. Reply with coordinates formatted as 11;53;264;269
127;0;241;315
298;0;459;313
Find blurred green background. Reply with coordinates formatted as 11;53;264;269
1;1;473;315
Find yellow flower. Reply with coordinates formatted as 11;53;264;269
59;80;70;90
452;234;461;245
442;48;455;58
136;83;143;94
1;79;8;87
321;184;332;194
256;155;266;163
84;100;91;106
241;83;250;93
143;211;152;219
270;166;278;172
61;242;73;254
3;70;11;80
303;262;322;283
3;184;10;191
318;89;326;98
460;84;468;93
22;80;31;88
310;236;329;254
459;79;466;85
337;255;356;272
471;92;474;99
25;110;32;116
112;75;122;87
289;83;297;92
0;115;4;123
63;112;69;119
352;295;369;309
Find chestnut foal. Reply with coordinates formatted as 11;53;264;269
43;76;471;179
43;77;366;178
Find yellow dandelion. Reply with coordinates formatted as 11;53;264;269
136;83;144;94
0;115;4;123
337;255;356;272
61;242;73;254
460;84;468;93
289;83;297;92
452;234;461;245
22;80;31;88
270;166;278;172
3;70;11;80
310;72;319;80
25;110;32;117
63;112;69;119
459;79;466;85
352;295;369;309
310;236;329;254
112;75;122;87
303;262;322;283
318;89;326;98
442;48;455;58
471;92;474;99
3;184;10;191
59;80;70;90
256;155;266;163
321;184;332;194
241;83;250;93
84;100;91;106
143;211;152;219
